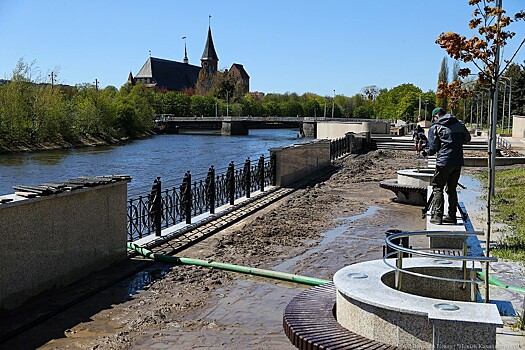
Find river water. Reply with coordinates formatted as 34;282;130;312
0;129;306;197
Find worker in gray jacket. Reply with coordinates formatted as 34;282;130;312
423;107;471;225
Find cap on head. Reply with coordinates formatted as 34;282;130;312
432;107;445;117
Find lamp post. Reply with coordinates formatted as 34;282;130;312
331;89;335;119
226;90;229;117
423;100;429;121
500;76;512;134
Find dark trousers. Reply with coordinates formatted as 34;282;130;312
431;166;462;218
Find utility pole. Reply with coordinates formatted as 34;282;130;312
94;79;99;91
332;89;335;119
49;71;57;88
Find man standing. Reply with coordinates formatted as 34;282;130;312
424;107;471;224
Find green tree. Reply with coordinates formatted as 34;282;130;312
263;101;281;116
280;100;303;117
239;93;263;116
437;57;449;109
303;99;321;118
361;85;381;101
190;95;216;117
353;105;374;119
374;84;422;120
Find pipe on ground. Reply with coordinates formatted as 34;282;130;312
128;243;330;287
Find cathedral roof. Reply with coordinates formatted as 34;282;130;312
135;57;201;91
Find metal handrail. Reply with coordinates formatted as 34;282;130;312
496;134;511;150
385;230;497;263
383;230;498;302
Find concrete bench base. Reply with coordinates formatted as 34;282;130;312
334;259;502;349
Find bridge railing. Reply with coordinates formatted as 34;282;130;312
127;155;275;242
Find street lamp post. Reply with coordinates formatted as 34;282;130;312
226;91;229;117
331;90;335;119
501;76;512;134
423;100;429;121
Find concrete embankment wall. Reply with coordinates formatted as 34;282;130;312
0;182;128;310
316;120;389;139
271;140;331;187
464;157;525;167
512;115;525;139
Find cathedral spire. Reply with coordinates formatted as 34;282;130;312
201;22;219;71
182;36;188;64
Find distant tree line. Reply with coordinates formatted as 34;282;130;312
1;58;524;146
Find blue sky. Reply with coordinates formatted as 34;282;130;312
0;0;523;97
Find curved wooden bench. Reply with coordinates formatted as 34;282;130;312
283;283;398;350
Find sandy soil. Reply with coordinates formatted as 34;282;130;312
2;150;433;350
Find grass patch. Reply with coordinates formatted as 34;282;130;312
487;168;525;261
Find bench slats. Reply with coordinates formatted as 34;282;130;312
283;283;399;350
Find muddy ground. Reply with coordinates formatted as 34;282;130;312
2;150;443;349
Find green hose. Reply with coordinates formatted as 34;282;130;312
477;271;525;293
128;243;331;287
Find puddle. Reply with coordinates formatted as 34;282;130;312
273;206;380;273
457;174;484;212
126;266;171;295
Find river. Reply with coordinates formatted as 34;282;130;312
0;129;306;197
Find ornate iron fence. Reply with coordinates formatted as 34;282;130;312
330;134;352;160
127;155;275;242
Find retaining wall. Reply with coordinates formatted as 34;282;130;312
316;120;389;139
512;115;525;138
270;140;331;187
0;182;129;310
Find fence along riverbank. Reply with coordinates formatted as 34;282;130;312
127;132;367;243
0;132;367;310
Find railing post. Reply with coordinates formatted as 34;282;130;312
270;153;276;186
227;161;235;205
470;261;476;302
149;177;162;237
244;157;251;199
258;155;265;192
462;240;468;290
181;171;192;224
206;165;216;214
395;249;403;291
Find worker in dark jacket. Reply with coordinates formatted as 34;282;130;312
423;107;471;224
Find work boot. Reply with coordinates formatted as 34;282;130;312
430;215;442;225
443;216;457;224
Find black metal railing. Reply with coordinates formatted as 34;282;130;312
330;134;353;160
127;154;275;242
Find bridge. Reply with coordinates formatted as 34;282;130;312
154;115;379;136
